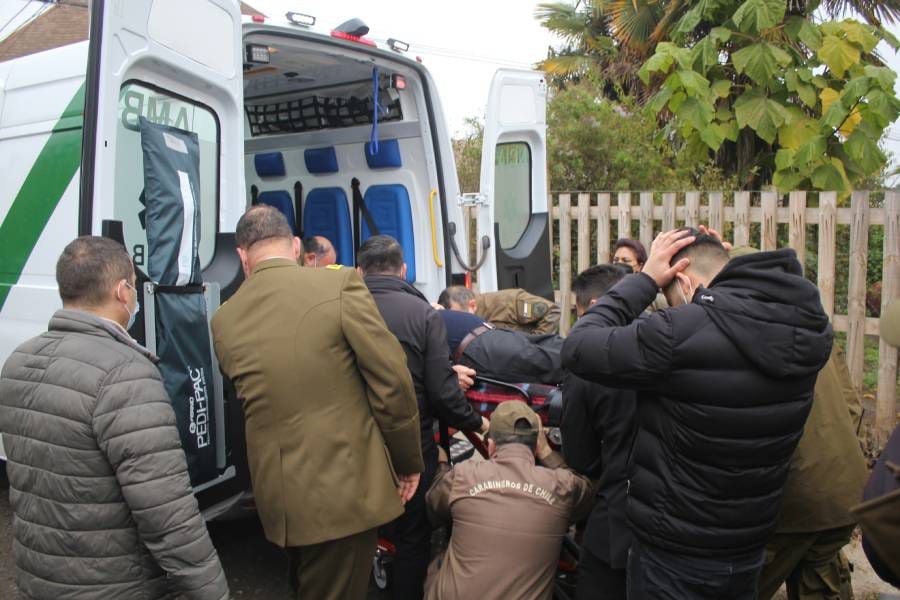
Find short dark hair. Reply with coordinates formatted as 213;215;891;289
671;228;728;276
303;236;324;257
437;285;476;309
572;264;630;310
357;235;404;274
236;205;293;249
56;236;133;306
613;238;648;265
490;420;538;452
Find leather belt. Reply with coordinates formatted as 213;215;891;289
453;324;493;363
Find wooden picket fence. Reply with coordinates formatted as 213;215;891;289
549;190;899;446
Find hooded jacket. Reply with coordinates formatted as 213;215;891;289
562;249;833;557
0;310;228;600
365;275;482;456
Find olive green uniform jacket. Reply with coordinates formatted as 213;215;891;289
211;259;423;548
476;289;560;335
776;347;868;533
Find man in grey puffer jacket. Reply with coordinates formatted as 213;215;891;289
0;236;229;600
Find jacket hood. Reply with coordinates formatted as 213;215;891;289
364;274;428;303
49;309;159;363
697;248;832;378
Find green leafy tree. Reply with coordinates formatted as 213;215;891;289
637;1;900;190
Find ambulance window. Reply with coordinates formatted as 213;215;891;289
494;142;532;249
113;82;219;271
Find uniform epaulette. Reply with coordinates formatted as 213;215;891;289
325;264;343;270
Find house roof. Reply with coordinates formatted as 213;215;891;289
0;1;265;63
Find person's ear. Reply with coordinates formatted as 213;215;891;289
236;247;250;278
356;266;365;277
467;299;477;314
487;438;496;457
291;236;302;261
400;263;408;280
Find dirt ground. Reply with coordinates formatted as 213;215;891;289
0;467;896;599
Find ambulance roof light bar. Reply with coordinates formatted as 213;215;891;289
331;18;377;47
286;12;315;27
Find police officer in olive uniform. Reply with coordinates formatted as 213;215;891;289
437;285;561;335
728;247;869;600
211;206;424;600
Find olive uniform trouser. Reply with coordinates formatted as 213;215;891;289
287;527;378;600
757;525;855;600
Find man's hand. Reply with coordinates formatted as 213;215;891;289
479;416;490;434
437;446;449;464
698;225;733;251
397;473;421;504
535;422;553;462
642;229;696;288
453;364;476;391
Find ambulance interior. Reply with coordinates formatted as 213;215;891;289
241;32;444;292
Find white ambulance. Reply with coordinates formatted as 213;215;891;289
0;0;552;514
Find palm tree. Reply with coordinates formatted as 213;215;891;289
821;0;900;26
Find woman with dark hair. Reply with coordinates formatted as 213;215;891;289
612;238;648;272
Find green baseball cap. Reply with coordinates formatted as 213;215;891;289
489;401;540;439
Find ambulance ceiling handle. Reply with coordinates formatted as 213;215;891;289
448;221;490;274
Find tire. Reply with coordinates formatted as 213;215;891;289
372;552;391;590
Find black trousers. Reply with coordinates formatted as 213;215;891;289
384;446;438;600
627;540;765;600
287;527;377;600
577;547;627;600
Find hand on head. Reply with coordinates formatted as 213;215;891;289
642;229;696;288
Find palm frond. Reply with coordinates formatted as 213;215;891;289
821;0;900;26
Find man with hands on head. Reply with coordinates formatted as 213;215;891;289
562;227;832;600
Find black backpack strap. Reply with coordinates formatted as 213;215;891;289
352;177;379;254
293;180;303;237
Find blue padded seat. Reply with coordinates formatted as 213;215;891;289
257;190;297;235
304;147;339;174
304;187;353;267
364;139;402;169
360;184;415;282
254;152;286;177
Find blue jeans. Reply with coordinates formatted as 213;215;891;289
627;540;765;600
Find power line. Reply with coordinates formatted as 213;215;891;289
0;0;36;39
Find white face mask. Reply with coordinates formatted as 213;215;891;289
121;281;140;329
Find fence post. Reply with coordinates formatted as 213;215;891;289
597;193;611;264
708;191;724;234
817;192;837;319
685;191;700;229
617;192;631;241
559;194;572;336
663;192;676;232
577;193;591;275
640;192;654;250
846;191;870;391
761;191;778;251
789;191;807;273
877;191;900;446
734;191;751;247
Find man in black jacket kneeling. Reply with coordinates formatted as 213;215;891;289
562;229;832;600
358;235;488;600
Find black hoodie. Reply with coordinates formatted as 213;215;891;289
365;275;482;456
562;249;832;558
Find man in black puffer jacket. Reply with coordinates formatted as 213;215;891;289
358;235;488;600
562;229;832;600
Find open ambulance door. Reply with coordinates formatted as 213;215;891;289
476;69;553;299
78;0;246;499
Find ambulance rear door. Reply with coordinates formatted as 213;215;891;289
78;0;245;495
476;69;552;299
